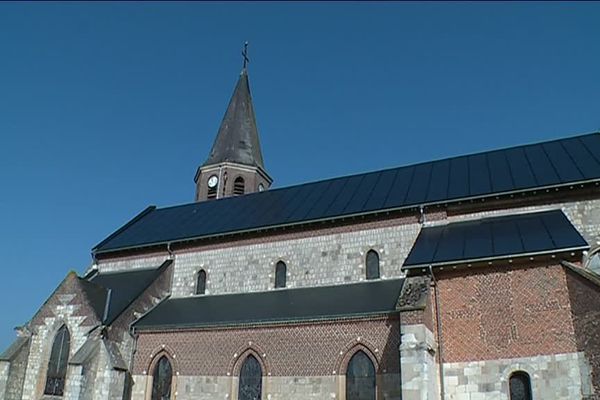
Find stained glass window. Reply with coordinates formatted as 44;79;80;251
151;356;172;400
196;269;207;295
275;261;286;288
346;351;376;400
238;355;262;400
44;325;70;396
509;371;532;400
366;250;380;280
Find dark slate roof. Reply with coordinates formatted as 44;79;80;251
88;260;171;324
134;278;404;330
95;132;600;254
78;277;109;322
403;210;589;268
202;69;265;169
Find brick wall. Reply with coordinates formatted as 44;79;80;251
436;263;577;363
133;316;400;376
565;268;600;398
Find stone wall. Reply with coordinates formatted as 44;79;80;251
21;273;102;400
566;268;600;398
443;352;592;400
3;338;31;400
130;373;401;400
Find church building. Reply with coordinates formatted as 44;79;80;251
1;56;600;400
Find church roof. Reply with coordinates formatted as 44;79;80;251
403;210;588;269
87;260;171;324
201;69;265;169
133;278;404;330
94;132;600;254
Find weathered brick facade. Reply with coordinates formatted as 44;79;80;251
565;267;600;397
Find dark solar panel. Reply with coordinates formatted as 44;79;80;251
404;163;433;205
524;145;558;186
426;159;450;203
543;141;583;183
95;133;600;253
403;210;588;267
363;168;398;211
343;172;381;214
487;151;514;193
505;147;536;189
468;154;491;196
561;138;600;179
382;166;414;208
447;156;469;200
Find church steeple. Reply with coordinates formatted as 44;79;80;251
194;44;272;202
202;68;265;169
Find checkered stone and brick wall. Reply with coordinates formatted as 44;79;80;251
132;316;401;400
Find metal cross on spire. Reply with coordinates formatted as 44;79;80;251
242;41;249;70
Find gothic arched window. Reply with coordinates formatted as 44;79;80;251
238;355;262;400
196;269;207;295
44;325;70;396
346;350;376;400
234;177;245;196
366;250;380;280
151;356;173;400
509;371;532;400
275;261;286;288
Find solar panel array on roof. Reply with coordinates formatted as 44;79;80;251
134;278;404;330
403;210;588;268
95;132;600;253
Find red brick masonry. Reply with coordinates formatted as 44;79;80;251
133;317;400;376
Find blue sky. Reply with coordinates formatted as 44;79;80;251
0;2;599;349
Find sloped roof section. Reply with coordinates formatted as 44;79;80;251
134;278;404;330
0;336;30;361
403;210;589;268
78;278;109;322
88;260;171;324
95;132;600;254
202;69;265;169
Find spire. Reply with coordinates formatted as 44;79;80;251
202;44;265;169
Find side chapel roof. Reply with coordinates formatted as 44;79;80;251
95;132;600;254
404;210;589;269
134;278;404;330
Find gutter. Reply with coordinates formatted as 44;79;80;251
429;265;445;400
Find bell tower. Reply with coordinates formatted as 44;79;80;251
194;43;272;202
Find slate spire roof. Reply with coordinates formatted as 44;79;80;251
202;68;265;169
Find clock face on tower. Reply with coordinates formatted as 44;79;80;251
207;175;219;188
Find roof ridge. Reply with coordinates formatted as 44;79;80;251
154;131;600;213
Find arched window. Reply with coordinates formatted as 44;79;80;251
44;325;70;396
366;250;380;280
196;269;207;295
238;355;262;400
233;177;245;196
275;261;286;288
151;356;173;400
509;371;532;400
346;350;376;400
